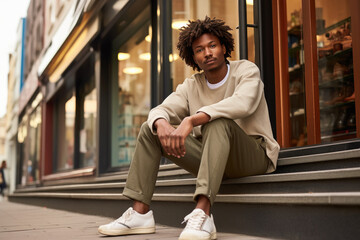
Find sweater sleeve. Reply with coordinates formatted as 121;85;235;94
197;62;263;121
147;79;190;134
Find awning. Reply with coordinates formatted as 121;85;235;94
37;0;93;80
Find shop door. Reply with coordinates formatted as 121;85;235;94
272;0;360;149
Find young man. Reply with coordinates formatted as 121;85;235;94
98;16;280;240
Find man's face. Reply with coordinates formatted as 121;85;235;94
192;33;226;72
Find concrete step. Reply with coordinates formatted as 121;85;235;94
11;191;360;205
9;192;360;240
14;167;360;195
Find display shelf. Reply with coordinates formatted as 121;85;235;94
318;47;353;67
319;73;354;88
320;100;355;111
317;17;351;35
289;64;304;79
288;45;302;56
288;25;302;36
290;108;305;118
290;91;304;97
321;130;356;142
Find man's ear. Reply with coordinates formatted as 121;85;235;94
222;44;226;55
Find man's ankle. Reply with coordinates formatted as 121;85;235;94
195;195;211;216
133;201;150;214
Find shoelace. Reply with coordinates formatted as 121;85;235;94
114;208;135;224
181;210;206;230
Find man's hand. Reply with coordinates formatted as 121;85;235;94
154;118;176;157
169;117;194;158
154;112;210;158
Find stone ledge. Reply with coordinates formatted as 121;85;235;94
10;192;360;206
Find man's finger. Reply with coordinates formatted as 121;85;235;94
180;137;186;156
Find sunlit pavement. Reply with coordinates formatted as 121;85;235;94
0;197;276;240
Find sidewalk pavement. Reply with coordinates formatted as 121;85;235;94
0;197;273;240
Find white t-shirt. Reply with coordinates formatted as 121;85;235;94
206;64;230;89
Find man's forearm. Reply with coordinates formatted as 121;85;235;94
187;112;211;127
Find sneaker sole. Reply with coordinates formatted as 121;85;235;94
98;226;155;236
178;232;217;240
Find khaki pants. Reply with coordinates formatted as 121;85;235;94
123;118;269;206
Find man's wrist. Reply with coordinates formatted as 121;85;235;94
154;118;167;129
188;112;210;127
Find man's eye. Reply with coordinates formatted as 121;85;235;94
210;44;216;48
196;49;203;53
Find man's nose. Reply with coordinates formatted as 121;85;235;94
204;47;212;56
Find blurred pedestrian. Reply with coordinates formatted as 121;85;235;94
0;160;7;197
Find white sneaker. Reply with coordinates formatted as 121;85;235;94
179;209;217;240
98;207;155;236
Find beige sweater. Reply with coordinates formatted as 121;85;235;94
148;60;280;173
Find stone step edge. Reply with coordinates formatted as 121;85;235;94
10;192;360;206
278;148;360;166
15;167;360;193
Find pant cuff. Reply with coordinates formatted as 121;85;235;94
122;187;151;206
194;188;215;205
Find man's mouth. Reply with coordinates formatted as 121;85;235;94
205;58;216;64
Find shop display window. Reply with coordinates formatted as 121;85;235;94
77;70;97;168
276;0;358;148
53;56;97;172
27;106;41;183
111;17;151;168
315;0;355;142
171;0;241;90
17;94;42;185
55;88;75;171
18;114;28;185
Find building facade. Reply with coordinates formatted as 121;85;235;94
10;0;360;238
5;18;26;194
23;0;358;182
17;0;44;187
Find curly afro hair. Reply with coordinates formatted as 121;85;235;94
176;16;234;71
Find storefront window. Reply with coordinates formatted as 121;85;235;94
53;56;97;172
17;94;42;185
79;86;97;168
55;89;75;171
18;115;28;186
315;0;355;143
171;0;240;90
287;0;307;147
111;20;151;168
27;106;41;183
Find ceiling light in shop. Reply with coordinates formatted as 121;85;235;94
123;67;143;75
172;20;188;29
246;0;254;5
169;53;179;62
139;52;151;61
118;52;130;61
145;35;151;42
